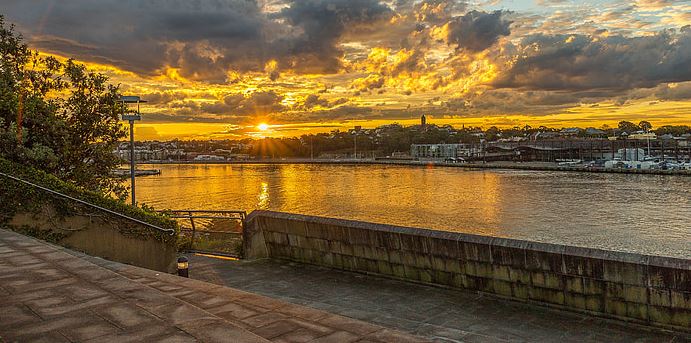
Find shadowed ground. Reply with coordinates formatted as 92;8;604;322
187;255;691;343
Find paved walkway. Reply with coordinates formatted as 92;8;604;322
0;229;427;343
186;255;691;343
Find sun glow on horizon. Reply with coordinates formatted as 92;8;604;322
258;123;270;131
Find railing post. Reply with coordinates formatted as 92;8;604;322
188;211;196;250
240;211;247;233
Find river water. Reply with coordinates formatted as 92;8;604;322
134;163;690;258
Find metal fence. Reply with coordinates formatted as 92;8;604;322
160;210;246;258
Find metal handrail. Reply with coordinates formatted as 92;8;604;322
0;171;176;235
166;210;247;214
160;209;245;256
160;210;246;221
163;210;246;218
167;215;243;220
179;229;242;235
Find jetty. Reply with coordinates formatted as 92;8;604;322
113;168;161;177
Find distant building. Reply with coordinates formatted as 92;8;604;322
585;127;606;137
559;127;581;136
629;131;656;140
411;144;478;160
193;155;225;162
616;148;646;161
531;131;558;140
114;143;184;162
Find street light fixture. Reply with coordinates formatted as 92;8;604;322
353;126;361;160
120;96;146;206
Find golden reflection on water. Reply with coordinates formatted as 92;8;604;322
133;163;691;258
257;182;270;209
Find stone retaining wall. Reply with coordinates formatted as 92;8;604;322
8;204;177;273
244;210;691;331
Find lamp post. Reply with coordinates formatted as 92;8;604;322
353;126;361;159
120;96;146;206
354;133;357;159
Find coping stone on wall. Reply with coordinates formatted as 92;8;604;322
245;210;691;272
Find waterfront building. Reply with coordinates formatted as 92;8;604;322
530;131;558;140
114;146;184;162
411;143;479;160
193;154;226;162
559;127;581;136
585;127;606;137
616;148;646;161
629;131;657;140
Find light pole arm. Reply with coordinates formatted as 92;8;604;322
129;120;136;206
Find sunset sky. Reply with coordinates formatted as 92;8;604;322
4;0;691;140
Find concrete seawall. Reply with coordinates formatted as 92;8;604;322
244;210;691;331
147;160;691;176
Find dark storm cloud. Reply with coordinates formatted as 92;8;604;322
302;94;348;109
200;91;285;115
137;91;200;105
441;88;641;117
2;0;393;80
275;0;393;73
163;91;286;120
493;27;691;92
446;10;512;52
2;0;265;81
464;90;579;115
304;94;331;108
655;82;691;101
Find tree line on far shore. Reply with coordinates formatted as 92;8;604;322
170;121;691;158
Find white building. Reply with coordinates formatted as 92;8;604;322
616;148;646;161
628;131;657;140
411;144;480;160
193;155;226;162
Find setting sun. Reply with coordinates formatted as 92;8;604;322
258;123;269;131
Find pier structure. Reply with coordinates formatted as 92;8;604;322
479;139;691;162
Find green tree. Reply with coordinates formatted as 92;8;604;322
617;120;639;133
0;16;127;197
638;121;653;132
654;125;691;136
485;126;500;141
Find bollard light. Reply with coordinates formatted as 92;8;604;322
177;256;189;277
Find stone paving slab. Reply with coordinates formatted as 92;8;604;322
85;255;430;342
182;255;691;343
0;229;428;343
0;229;268;343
